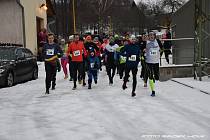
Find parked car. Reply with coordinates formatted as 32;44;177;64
0;46;38;87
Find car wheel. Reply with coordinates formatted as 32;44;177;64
7;72;14;87
32;67;38;80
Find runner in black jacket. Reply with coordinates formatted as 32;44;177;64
121;35;141;97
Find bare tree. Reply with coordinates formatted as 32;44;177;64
138;0;186;15
89;0;114;16
138;0;164;16
89;0;115;33
161;0;186;14
52;0;144;35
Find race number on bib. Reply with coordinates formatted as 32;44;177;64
73;50;81;56
150;50;158;56
120;56;126;61
46;49;55;56
128;55;136;61
90;63;95;68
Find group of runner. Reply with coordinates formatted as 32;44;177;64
42;31;170;97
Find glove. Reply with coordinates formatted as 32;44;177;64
57;53;62;58
56;59;61;72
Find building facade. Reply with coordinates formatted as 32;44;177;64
0;0;48;54
172;0;210;64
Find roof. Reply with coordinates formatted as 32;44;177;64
0;43;23;47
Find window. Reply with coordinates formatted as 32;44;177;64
16;49;24;58
23;49;33;58
0;48;16;60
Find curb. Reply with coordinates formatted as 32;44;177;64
171;79;210;95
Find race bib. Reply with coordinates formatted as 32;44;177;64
128;55;136;61
120;56;126;61
90;63;95;68
73;50;81;56
46;49;54;56
150;49;158;56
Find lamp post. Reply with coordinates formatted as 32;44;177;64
108;16;112;35
40;3;48;11
72;0;76;34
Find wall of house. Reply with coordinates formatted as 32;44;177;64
172;0;210;64
0;0;24;45
172;0;195;65
20;0;47;54
0;0;47;55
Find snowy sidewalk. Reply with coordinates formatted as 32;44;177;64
172;77;210;94
0;63;210;140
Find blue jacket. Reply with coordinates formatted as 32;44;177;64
121;43;141;68
87;56;100;70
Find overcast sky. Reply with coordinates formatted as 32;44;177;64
134;0;188;4
134;0;155;4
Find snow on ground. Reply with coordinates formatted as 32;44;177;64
0;62;210;140
172;77;210;94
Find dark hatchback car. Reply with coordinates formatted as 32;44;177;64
0;46;38;87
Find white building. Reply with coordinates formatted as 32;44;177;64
0;0;54;54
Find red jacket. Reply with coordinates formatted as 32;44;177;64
95;42;103;57
67;41;87;62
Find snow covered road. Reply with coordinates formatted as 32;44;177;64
0;63;210;140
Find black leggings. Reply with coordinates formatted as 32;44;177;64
71;62;83;82
82;60;87;81
119;63;126;79
161;49;171;64
140;59;146;78
144;63;159;83
106;65;116;82
45;62;57;90
124;66;138;92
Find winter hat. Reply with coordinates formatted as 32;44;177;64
93;37;99;42
149;31;156;35
86;35;92;41
130;35;136;40
69;35;74;40
114;34;119;39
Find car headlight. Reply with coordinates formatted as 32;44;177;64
0;69;5;74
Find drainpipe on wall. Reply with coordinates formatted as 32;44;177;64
16;0;26;48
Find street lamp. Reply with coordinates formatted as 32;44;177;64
40;3;48;11
108;16;112;34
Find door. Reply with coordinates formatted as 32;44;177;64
36;17;42;35
36;17;44;60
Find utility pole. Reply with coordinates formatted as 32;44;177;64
194;0;202;81
108;16;113;35
198;0;202;81
194;0;210;81
72;0;76;34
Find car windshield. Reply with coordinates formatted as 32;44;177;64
0;48;16;61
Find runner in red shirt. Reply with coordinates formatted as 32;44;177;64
66;34;87;90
